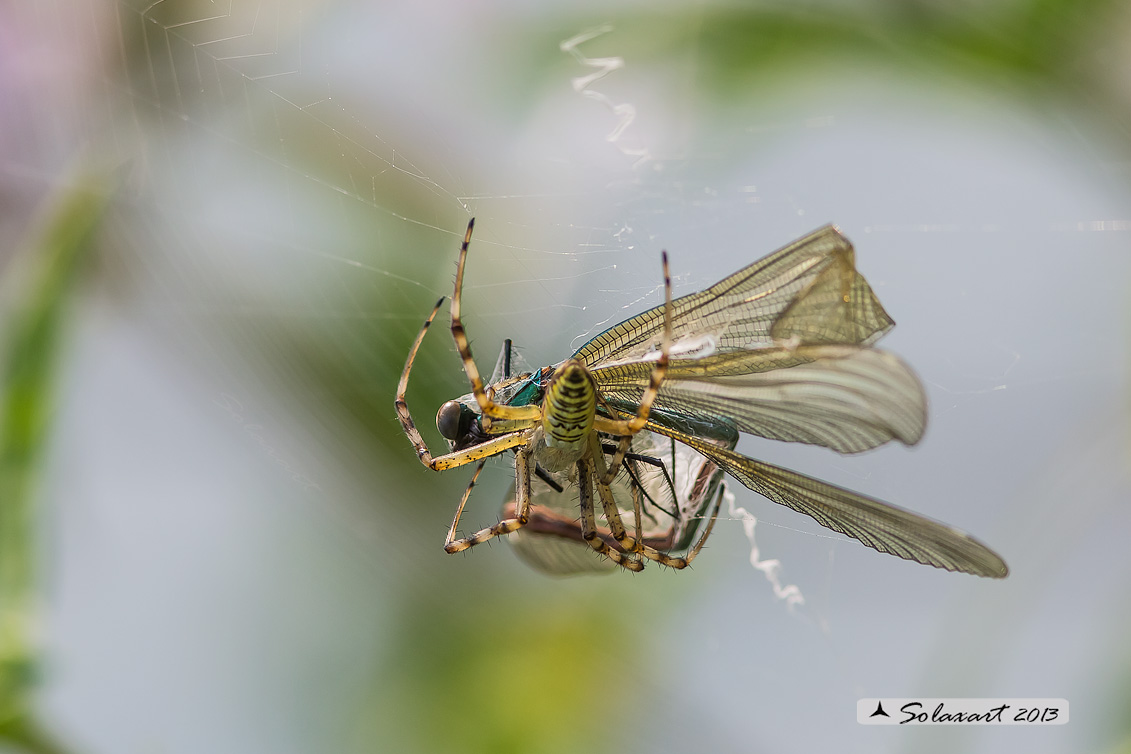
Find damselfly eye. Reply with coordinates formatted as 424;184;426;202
436;400;469;441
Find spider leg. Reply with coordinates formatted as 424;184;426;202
677;481;725;566
589;431;723;570
577;454;644;572
448;218;541;426
626;456;645;549
594;251;674;482
596;433;634;487
534;463;564;493
604;443;679;520
618;473;723;570
395;243;533;472
445;446;534;553
395;296;450;469
587;432;643;554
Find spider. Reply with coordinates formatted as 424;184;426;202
395;219;709;571
488;338;733;575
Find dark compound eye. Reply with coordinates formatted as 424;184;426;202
436;400;471;441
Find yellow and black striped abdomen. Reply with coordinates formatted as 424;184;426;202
542;360;597;449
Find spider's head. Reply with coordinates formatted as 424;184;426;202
437;400;480;449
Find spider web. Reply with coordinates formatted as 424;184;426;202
9;2;1131;754
95;0;825;595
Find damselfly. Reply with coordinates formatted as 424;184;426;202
395;220;1008;578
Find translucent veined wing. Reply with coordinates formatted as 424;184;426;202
456;224;920;456
574;225;894;368
643;423;1009;578
503;430;730;575
593;345;927;454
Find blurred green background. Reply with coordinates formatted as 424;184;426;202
1;1;1129;752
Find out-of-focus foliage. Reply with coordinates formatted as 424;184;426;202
0;178;111;753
